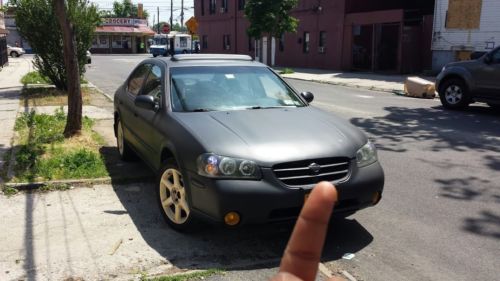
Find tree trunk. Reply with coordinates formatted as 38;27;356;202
54;0;82;137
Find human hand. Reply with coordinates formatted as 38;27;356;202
270;182;345;281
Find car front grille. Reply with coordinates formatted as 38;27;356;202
272;157;351;186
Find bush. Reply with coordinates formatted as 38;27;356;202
13;0;100;90
20;71;51;85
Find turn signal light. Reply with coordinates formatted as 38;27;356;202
224;212;241;226
372;192;382;205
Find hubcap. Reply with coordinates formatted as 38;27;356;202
445;85;463;105
117;122;124;156
159;168;190;224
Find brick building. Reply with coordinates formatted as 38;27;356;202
195;0;435;73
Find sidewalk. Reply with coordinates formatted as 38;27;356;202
278;67;434;93
0;57;33;181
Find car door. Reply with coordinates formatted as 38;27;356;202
476;48;500;100
119;63;151;152
133;64;166;167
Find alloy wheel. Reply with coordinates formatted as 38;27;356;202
159;168;190;225
445;85;463;105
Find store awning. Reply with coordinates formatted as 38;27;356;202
95;26;155;36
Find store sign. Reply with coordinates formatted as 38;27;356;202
102;18;148;26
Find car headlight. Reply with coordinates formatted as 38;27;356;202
197;153;261;179
356;141;378;167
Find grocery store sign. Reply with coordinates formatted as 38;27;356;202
102;18;148;26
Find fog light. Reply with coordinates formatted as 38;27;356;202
224;212;241;226
372;192;382;205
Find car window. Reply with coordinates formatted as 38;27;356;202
491;49;500;64
170;66;305;112
142;65;162;99
128;64;151;96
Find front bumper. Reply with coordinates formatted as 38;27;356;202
186;161;384;225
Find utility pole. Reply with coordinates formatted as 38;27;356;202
181;0;184;27
157;7;160;33
170;0;173;30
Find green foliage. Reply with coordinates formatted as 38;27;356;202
2;186;19;196
102;0;149;19
13;0;100;91
21;71;51;85
142;269;223;281
245;0;299;39
280;68;295;74
13;109;105;182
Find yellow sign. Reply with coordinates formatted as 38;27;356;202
185;17;198;35
138;4;143;19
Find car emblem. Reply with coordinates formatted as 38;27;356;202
308;163;321;174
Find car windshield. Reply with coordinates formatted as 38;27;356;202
170;66;306;112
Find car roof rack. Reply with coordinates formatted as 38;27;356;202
170;54;253;62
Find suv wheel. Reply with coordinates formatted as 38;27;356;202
10;51;19;57
157;159;194;231
439;78;470;110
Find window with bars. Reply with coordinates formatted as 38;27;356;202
223;34;231;50
303;32;310;53
319;31;326;53
238;0;245;10
202;35;208;49
209;0;216;14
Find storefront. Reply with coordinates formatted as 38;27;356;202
91;18;155;54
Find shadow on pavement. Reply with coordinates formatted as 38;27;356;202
351;105;500;154
107;180;373;270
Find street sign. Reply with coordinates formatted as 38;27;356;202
162;24;170;34
185;17;198;35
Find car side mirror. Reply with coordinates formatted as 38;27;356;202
484;55;492;64
135;95;158;111
300;91;314;103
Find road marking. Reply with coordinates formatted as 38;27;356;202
342;270;358;281
313;102;374;117
356;95;374;99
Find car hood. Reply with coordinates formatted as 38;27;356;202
174;107;367;167
446;59;480;68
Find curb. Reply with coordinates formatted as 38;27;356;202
3;175;155;191
86;81;114;102
282;76;401;94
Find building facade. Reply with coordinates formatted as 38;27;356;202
431;0;500;71
195;0;434;73
91;18;155;54
4;7;32;53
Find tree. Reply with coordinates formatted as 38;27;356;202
107;0;149;19
244;0;299;39
14;0;100;137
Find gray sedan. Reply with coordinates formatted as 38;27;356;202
113;54;384;231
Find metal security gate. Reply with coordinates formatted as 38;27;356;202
0;36;8;67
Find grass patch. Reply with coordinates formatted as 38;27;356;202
21;87;93;107
39;183;71;192
142;269;223;281
280;68;295;75
2;186;18;196
21;71;88;85
11;108;108;182
21;71;51;85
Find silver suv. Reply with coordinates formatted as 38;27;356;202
436;47;500;110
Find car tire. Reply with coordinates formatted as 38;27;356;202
153;54;158;57
438;78;470;110
10;51;19;57
157;158;195;231
182;50;188;54
116;119;136;161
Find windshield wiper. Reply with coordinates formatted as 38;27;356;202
247;106;295;110
191;108;215;112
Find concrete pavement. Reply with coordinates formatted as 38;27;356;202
277;67;435;93
0;56;33;182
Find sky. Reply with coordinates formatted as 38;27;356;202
91;0;194;26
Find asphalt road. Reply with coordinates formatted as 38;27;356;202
85;54;500;281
